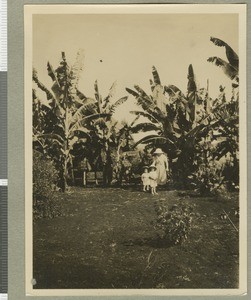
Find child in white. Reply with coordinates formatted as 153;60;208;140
149;165;158;195
141;167;150;191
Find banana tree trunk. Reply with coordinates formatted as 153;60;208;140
70;155;75;185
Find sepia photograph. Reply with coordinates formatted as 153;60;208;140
25;4;247;296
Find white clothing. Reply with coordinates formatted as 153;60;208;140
141;172;150;186
153;154;169;185
149;170;158;188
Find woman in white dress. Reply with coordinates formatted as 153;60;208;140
152;148;169;185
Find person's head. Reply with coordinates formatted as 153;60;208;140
143;167;149;173
149;165;157;172
153;148;164;157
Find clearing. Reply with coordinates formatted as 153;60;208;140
33;186;239;289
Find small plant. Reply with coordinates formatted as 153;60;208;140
153;200;193;245
33;150;61;219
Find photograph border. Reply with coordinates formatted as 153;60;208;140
8;1;249;299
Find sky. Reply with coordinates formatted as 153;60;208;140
32;13;239;123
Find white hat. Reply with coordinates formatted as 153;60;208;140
153;148;164;154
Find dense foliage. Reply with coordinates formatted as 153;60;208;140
126;37;239;195
33;51;129;189
33;150;61;219
32;37;239;197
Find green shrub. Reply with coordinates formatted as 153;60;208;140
33;150;61;219
188;159;224;196
154;200;193;245
188;155;238;199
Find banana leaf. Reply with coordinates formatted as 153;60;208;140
34;133;65;146
130;122;161;133
103;81;117;108
71;98;97;121
210;37;239;70
125;87;140;98
70;113;112;132
133;135;174;148
149;79;155;92
109;96;128;114
130;110;160;124
33;69;55;102
134;85;151;100
137;96;157;113
152;66;161;85
47;62;59;85
207;57;238;81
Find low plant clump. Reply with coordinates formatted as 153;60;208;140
153;200;194;245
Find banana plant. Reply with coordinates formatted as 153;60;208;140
126;65;209;154
33;50;96;190
207;37;239;169
126;64;223;186
80;80;128;172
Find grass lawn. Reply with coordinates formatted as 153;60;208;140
33;186;239;289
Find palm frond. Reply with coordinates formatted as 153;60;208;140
134;135;173;148
125;87;140;98
76;89;87;101
109;96;128;114
137;96;157;113
207;57;238;80
164;85;185;98
130;110;160;124
94;80;100;101
210;37;239;69
187;64;197;93
134;85;151;100
152;66;161;85
47;62;59;84
103;81;117;108
33;68;55;102
70;128;90;139
129;114;141;127
149;79;155;91
94;80;102;112
34;133;65;146
71;98;97;121
130;122;162;133
70;113;112;132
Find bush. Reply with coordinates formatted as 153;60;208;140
33;150;61;219
154;200;193;245
188;154;238;199
188;159;224;196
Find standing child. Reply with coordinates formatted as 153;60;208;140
141;167;150;192
149;165;158;195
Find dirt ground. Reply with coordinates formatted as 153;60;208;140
33;186;239;289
